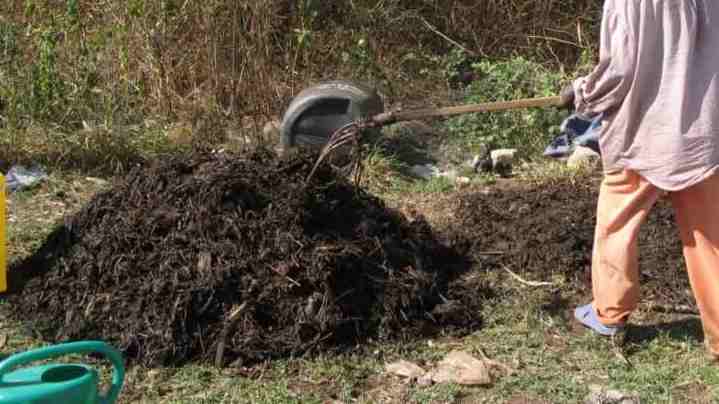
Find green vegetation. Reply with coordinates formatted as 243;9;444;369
0;0;600;173
445;57;570;158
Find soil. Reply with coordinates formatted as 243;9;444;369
6;149;483;367
4;148;696;368
451;175;693;309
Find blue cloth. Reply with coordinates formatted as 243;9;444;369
544;114;602;158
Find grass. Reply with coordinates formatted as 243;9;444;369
113;291;717;403
2;166;718;404
6;170;110;257
443;57;572;159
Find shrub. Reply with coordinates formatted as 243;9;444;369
0;1;600;173
444;57;570;159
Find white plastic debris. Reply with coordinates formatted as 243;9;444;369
5;165;48;192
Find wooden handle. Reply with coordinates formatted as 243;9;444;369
371;96;562;127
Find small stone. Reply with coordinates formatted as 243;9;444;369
456;176;471;185
429;350;491;386
584;385;641;404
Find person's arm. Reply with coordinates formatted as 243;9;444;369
573;0;638;117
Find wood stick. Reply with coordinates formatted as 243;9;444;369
215;302;248;368
370;96;562;127
420;17;476;56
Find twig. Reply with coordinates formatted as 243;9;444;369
576;19;584;47
502;265;555;287
672;379;701;390
477;251;504;256
526;35;581;47
420;17;476;56
269;266;301;287
215;302;248;368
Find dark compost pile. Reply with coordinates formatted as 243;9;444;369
451;176;692;308
7;150;481;367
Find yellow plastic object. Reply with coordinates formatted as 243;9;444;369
0;174;5;292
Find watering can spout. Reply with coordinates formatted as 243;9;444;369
0;341;125;404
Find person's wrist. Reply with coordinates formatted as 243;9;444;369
559;83;575;109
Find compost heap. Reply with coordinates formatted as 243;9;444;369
452;176;692;309
8;150;480;367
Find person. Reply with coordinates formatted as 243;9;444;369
558;0;719;359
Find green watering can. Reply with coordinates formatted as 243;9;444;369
0;341;124;404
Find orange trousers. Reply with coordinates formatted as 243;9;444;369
591;169;719;356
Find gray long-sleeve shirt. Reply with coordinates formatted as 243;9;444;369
573;0;719;191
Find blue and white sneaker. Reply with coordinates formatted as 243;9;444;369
574;303;625;337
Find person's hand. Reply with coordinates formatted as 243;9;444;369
559;83;575;109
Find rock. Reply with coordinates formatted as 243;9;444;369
567;146;600;169
385;360;426;379
410;164;439;180
584;385;641;404
429;350;491;386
